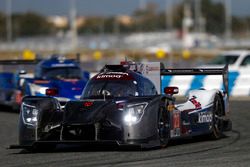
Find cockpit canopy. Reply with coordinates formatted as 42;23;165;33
34;57;82;80
81;71;157;99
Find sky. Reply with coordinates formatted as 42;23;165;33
0;0;249;17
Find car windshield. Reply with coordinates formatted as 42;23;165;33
208;55;238;65
42;67;82;80
81;80;138;98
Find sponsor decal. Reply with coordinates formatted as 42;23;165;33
189;96;201;109
34;80;50;84
62;79;79;83
95;72;132;80
198;112;212;123
173;111;180;129
97;75;122;79
170;128;181;138
72;87;81;91
51;63;75;67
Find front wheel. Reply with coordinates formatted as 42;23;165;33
210;94;224;139
158;107;169;147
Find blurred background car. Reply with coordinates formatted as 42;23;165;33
0;55;89;110
200;50;250;70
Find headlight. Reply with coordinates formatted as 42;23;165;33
22;103;39;126
124;102;148;125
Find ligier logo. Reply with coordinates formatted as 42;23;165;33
198;112;212;123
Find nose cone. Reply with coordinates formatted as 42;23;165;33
64;100;116;125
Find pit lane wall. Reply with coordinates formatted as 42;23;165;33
160;69;250;96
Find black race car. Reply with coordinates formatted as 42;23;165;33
10;62;231;150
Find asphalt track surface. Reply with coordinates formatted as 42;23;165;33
0;100;249;167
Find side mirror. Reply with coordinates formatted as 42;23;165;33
164;86;179;95
45;88;58;96
19;70;27;75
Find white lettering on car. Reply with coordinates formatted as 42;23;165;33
96;72;130;79
96;75;122;79
198;112;212;123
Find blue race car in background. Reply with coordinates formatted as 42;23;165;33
0;55;90;110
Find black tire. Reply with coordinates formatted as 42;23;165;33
210;94;224;139
158;106;169;147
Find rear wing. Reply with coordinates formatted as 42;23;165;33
0;59;42;73
108;61;228;96
0;59;41;65
160;65;229;96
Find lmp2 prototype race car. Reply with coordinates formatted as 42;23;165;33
10;61;232;150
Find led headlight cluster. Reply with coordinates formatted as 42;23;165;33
22;103;39;126
124;102;148;125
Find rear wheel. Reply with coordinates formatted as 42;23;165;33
158;107;169;147
211;94;224;139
